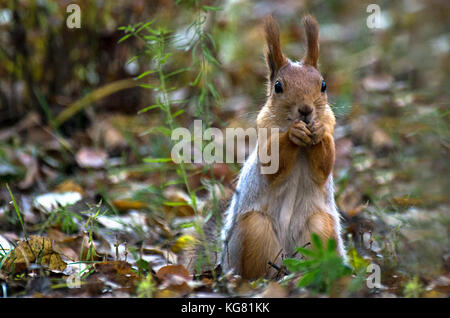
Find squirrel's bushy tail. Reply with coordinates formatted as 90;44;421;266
180;197;230;276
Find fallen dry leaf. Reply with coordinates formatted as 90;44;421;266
33;192;82;212
54;180;84;195
337;185;364;217
156;265;193;296
392;196;422;207
2;236;66;273
156;264;191;281
142;245;177;261
111;198;148;211
425;276;450;294
154;288;183;298
158;275;193;295
422;290;446;298
49;229;99;262
92;260;139;291
148;215;173;238
75;148;108;169
163;188;195;217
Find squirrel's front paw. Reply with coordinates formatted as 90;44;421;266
289;120;312;146
308;120;325;145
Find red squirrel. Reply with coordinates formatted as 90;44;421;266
220;15;345;279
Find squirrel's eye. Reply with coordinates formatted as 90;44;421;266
321;80;326;92
274;81;283;94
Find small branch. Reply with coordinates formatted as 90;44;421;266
292;241;311;258
268;261;290;276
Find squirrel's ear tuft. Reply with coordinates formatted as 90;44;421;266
302;15;319;68
264;15;288;82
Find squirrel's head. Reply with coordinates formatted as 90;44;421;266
258;15;328;129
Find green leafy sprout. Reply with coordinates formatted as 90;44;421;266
283;233;352;294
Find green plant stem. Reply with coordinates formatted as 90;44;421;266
6;184;28;240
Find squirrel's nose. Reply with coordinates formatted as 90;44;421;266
298;106;313;116
298;106;313;123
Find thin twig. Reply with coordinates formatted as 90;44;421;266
268;261;290;276
291;241;311;258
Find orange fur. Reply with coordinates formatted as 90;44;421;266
302;15;319;68
261;129;299;185
306;132;335;186
264;16;288;83
239;211;281;279
308;211;337;244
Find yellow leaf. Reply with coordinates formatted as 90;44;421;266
112;199;148;211
171;235;196;253
347;247;369;271
54;180;84;195
3;236;67;273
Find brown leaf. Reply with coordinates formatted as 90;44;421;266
425;276;450;294
156;265;193;296
154;288;182;298
93;261;139;290
422;290;447;298
392;196;422;207
337;186;365;217
111;198;148;211
2;236;66;273
148;215;173;238
49;230;100;262
160;275;193;295
54;180;84;195
156;264;191;281
163;188;195;217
